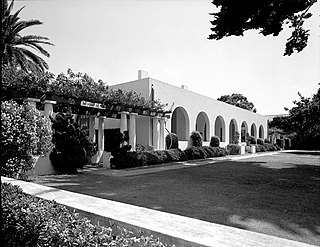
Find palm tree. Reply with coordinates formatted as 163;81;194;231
1;0;54;72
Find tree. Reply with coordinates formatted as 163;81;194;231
208;0;317;56
1;0;53;72
269;86;320;149
217;93;257;112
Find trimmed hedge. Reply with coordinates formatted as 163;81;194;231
226;144;240;155
165;133;179;149
1;182;168;247
111;147;227;169
183;146;228;160
111;149;188;169
256;144;267;152
209;136;220;147
190;131;203;147
276;139;285;149
257;138;265;145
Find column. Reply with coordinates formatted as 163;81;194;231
129;113;138;151
120;111;128;133
152;116;160;150
43;100;57;119
24;97;39;108
88;116;96;142
159;117;166;150
98;117;105;153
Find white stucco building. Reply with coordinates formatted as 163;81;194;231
27;70;268;174
110;70;268;150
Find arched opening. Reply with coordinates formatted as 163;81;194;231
214;115;226;142
196;112;210;141
171;107;190;141
229;119;238;144
241;121;248;142
251;123;257;138
259;125;264;139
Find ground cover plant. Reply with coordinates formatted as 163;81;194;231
1;182;171;247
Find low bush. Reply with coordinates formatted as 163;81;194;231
248;136;257;144
226;144;240;155
264;138;270;144
284;138;291;150
184;146;205;160
1;182;169;247
276;139;285;149
257;138;265;145
111;149;187;169
264;143;278;151
256;144;267;152
209;136;220;147
184;146;228;160
165;133;179;149
136;144;154;152
164;149;185;162
111;146;228;169
189;131;203;147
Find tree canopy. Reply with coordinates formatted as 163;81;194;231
1;0;53;72
208;0;317;56
217;93;257;112
269;86;320;149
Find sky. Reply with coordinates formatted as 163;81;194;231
12;0;320;115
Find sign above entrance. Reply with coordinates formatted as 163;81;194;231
80;100;106;110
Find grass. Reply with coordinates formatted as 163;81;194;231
34;152;320;245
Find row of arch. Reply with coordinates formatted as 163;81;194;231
171;107;265;143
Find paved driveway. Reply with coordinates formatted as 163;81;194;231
34;152;320;245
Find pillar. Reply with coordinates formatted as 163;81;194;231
159;117;166;150
129;113;138;151
43;100;57;119
24;97;39;108
88;116;96;142
152;117;160;150
120;111;128;133
98;117;105;153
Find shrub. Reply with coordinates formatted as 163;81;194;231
164;149;184;162
165;133;179;149
233;131;240;144
256;144;267;152
190;131;203;147
136;144;154;152
247;136;257;145
49;112;97;174
1;182;168;247
202;146;228;158
111;149;188;169
226;144;240;155
264;138;270;144
184;146;205;160
264;143;278;151
257;138;265;145
1;101;52;179
284;138;291;150
276;139;285;149
209;136;220;147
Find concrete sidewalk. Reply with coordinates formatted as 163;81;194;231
2;176;317;247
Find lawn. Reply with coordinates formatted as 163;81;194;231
34;152;320;245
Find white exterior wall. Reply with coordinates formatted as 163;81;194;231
111;77;268;147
